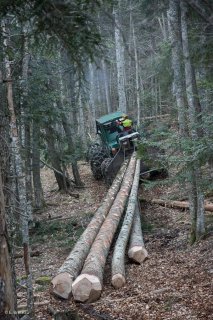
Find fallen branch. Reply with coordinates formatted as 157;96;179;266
111;159;141;289
78;303;114;320
17;300;49;310
40;216;78;223
142;198;213;212
141;114;170;121
51;161;128;299
72;154;137;303
31;215;63;225
40;159;75;185
67;191;79;199
14;250;41;259
128;201;148;263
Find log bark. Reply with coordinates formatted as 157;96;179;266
111;160;141;289
51;161;128;299
72;153;137;302
143;198;213;212
128;201;148;263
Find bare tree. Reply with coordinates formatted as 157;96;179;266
168;0;187;136
180;0;205;241
114;1;127;113
2;18;34;317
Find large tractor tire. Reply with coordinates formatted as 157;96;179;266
101;157;113;185
88;144;109;180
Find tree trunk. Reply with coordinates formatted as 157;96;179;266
128;201;148;264
168;0;187;136
0;166;15;315
51;161;128;299
45;124;68;191
187;166;205;243
180;0;205;241
180;0;203;137
111;159;140;289
114;2;127;113
78;92;87;150
158;13;168;41
101;59;111;113
2;18;34;317
24;121;33;219
32;120;45;209
89;63;97;133
61;115;84;188
72;154;137;302
131;17;141;126
20;28;33;220
57;56;84;188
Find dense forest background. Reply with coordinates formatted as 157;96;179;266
0;0;212;318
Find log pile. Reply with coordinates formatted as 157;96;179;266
52;160;128;299
51;152;148;302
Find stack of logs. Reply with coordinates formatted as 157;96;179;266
51;153;148;303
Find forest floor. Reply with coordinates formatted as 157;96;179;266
15;162;213;320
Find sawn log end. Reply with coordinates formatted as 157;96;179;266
51;272;73;299
111;274;126;289
128;246;148;264
72;274;102;302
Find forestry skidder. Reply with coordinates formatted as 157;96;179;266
88;111;140;183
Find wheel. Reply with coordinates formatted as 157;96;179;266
87;143;101;161
88;144;109;180
101;157;113;185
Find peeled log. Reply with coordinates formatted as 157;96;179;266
142;198;213;212
72;153;137;302
111;160;141;289
128;202;148;263
51;161;128;299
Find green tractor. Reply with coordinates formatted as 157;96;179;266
88;111;140;183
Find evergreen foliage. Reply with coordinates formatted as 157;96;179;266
0;0;102;67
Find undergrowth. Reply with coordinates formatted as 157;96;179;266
30;219;85;248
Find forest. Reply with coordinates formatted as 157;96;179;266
0;0;212;319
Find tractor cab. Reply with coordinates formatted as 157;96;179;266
96;111;123;152
96;111;139;156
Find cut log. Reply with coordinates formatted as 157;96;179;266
111;159;141;289
51;161;128;299
72;153;137;302
142;198;213;212
128;201;148;263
